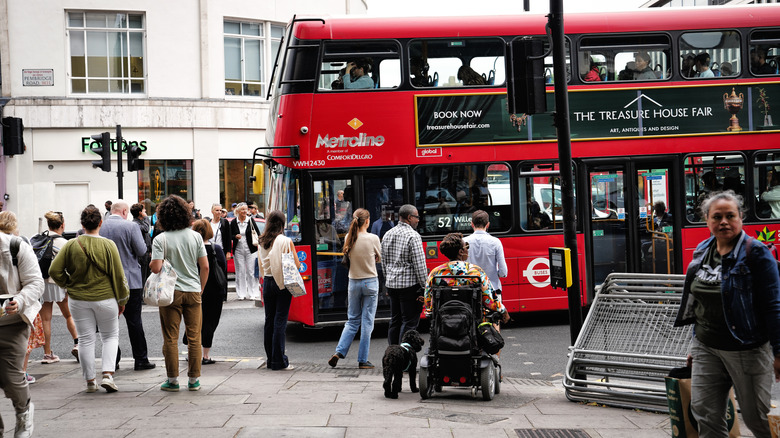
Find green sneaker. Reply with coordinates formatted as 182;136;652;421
160;381;180;392
188;380;201;391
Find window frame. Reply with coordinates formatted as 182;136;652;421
678;29;742;80
682;152;747;223
224;20;285;98
412;162;513;237
518;160;576;232
317;39;402;91
749;28;780;77
407;37;507;89
66;11;147;96
577;32;672;83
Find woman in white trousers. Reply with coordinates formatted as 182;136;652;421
229;203;261;300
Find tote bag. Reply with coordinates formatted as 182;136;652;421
143;235;177;306
282;251;306;297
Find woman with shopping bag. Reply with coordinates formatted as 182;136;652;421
257;210;300;371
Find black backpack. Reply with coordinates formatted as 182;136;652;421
29;231;55;279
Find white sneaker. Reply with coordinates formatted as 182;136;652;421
100;374;118;393
14;401;33;438
86;380;98;393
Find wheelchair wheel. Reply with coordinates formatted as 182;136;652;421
494;364;501;395
480;361;495;401
419;366;432;400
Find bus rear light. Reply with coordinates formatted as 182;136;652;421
459;377;467;384
443;376;450;383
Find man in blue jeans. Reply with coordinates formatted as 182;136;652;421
381;204;428;345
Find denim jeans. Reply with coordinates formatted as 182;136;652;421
335;277;379;363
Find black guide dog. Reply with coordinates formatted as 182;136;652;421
382;330;424;399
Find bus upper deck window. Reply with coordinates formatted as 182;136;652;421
319;40;401;91
408;38;506;88
579;34;670;83
749;29;780;77
680;31;741;79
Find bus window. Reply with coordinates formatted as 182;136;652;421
413;163;511;235
750;29;780;77
318;40;401;91
683;154;745;222
579;34;671;82
408;38;504;88
680;30;741;79
267;164;302;242
755;152;780;219
518;161;574;231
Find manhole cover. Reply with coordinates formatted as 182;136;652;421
515;430;590;438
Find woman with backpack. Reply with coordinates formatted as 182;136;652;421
38;211;79;364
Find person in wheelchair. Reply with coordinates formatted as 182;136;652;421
423;232;509;324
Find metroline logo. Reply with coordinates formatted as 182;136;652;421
315;133;385;148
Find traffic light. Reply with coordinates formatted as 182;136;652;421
126;143;144;171
2;117;25;156
505;38;547;115
91;132;111;172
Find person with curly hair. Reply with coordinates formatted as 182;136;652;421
150;195;208;391
49;205;129;393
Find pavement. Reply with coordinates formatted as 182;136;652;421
2;355;683;438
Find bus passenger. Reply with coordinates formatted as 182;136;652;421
634;52;656;80
410;57;428;87
617;61;636;81
751;47;776;75
681;54;695;78
761;171;780;218
343;58;374;89
694;53;714;78
457;66;486;86
583;58;602;82
720;62;734;77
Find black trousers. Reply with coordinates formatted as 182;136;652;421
124;288;149;364
387;285;423;345
201;288;224;349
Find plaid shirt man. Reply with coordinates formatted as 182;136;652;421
381;222;427;289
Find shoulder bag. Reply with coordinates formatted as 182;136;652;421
142;235;176;306
250;221;260;247
280;237;306;297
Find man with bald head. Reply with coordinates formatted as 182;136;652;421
99;200;156;371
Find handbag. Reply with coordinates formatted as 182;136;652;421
142;235;176;307
477;321;505;354
207;246;228;299
282;250;306;297
250;221;259;247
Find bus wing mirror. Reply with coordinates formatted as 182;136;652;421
252;163;264;194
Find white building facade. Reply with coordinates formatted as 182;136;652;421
0;0;366;236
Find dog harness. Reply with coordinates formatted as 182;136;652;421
401;342;413;372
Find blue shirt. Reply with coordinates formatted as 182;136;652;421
464;229;507;291
343;74;374;89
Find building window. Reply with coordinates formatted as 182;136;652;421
67;11;146;94
219;159;266;213
224;21;284;97
137;160;193;212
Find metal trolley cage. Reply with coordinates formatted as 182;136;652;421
563;273;691;412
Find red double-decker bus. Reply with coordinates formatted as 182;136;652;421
256;5;780;326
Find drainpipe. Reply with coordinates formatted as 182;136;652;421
0;97;10;210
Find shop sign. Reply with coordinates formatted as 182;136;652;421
80;137;148;154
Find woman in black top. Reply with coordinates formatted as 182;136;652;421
191;219;227;364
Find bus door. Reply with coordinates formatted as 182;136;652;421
310;169;406;323
584;158;678;291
